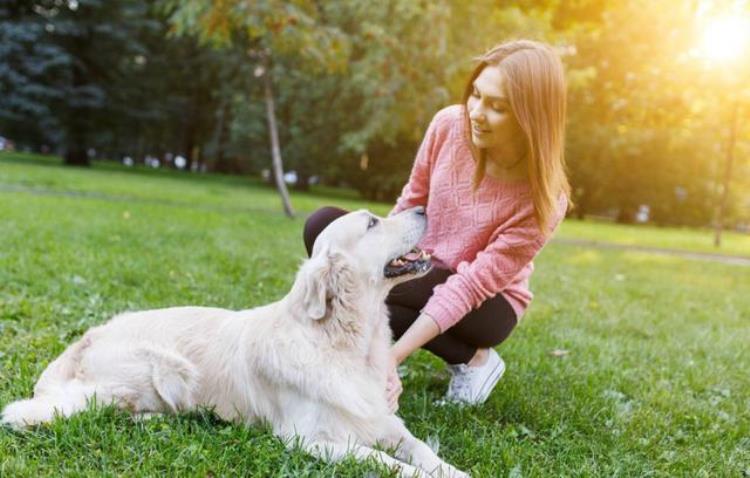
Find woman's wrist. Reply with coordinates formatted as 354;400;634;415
391;312;441;364
391;342;409;365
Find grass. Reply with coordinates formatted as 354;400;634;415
1;152;749;476
4;152;748;258
557;220;750;258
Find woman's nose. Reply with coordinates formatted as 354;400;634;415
469;107;485;123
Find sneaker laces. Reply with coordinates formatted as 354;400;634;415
447;363;480;399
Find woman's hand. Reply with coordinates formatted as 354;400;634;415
385;349;403;414
385;313;440;414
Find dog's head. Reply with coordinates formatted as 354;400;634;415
296;207;431;321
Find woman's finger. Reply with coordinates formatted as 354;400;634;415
387;383;401;400
387;383;403;404
385;368;402;414
390;388;400;400
387;382;403;396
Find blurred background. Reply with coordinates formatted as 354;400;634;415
1;5;749;474
1;0;748;235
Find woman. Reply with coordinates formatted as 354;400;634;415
303;40;570;410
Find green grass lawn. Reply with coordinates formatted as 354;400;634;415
4;152;749;259
557;220;750;258
1;152;749;476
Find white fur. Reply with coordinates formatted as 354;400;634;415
2;208;469;478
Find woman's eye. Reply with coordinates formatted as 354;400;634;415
492;104;506;112
367;217;379;230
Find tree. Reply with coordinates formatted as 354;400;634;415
0;0;69;149
555;0;746;226
0;0;159;166
161;0;353;217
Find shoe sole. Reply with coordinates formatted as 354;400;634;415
473;357;506;404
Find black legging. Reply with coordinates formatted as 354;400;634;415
303;207;518;365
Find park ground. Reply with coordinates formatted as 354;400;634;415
0;152;748;476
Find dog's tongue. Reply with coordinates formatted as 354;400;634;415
403;251;421;261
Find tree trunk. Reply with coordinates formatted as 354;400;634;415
63;61;90;167
262;63;294;218
213;99;233;173
713;99;739;248
573;190;586;219
183;117;196;172
63;127;89;167
615;205;636;224
64;146;89;166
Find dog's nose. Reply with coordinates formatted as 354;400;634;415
413;206;425;216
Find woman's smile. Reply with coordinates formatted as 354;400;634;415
471;123;490;135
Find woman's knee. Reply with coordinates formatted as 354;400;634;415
303;206;349;257
475;316;517;347
451;296;518;348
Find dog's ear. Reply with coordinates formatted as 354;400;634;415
300;250;358;321
302;253;332;320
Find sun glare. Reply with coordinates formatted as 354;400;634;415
699;15;750;62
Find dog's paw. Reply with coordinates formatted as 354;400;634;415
1;402;35;430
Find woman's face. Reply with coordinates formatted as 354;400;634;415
466;66;527;166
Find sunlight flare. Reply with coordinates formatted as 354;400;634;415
698;15;750;62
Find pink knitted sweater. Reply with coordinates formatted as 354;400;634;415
391;105;567;332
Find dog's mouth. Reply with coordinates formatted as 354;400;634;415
384;247;432;278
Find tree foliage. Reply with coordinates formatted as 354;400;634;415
0;0;159;165
1;0;748;228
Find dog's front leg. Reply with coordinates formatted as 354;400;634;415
296;438;430;478
378;415;470;478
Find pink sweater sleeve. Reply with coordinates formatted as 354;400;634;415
422;195;567;332
390;110;448;216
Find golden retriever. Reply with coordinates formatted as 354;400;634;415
2;207;468;478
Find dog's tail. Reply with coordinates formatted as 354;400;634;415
1;332;199;429
2;333;99;429
1;381;96;429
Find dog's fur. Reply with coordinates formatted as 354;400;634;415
2;208;468;478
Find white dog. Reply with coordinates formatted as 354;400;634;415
2;207;469;478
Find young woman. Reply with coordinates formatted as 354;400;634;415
303;40;570;410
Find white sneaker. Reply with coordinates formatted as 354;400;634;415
445;348;505;405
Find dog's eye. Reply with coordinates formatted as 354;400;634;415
367;216;379;230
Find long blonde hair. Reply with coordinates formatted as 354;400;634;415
463;40;571;233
